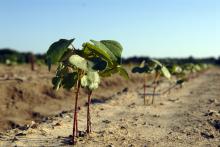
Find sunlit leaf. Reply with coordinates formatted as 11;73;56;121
82;42;114;67
161;66;171;79
46;39;74;71
100;40;123;64
117;66;129;80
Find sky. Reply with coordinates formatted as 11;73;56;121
0;0;219;58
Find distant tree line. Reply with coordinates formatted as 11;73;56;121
122;56;220;65
0;48;45;64
0;48;220;65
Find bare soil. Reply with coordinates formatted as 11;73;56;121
0;65;220;147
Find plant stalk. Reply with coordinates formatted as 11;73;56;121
162;83;177;95
86;90;93;133
152;72;160;104
72;78;81;144
143;73;146;105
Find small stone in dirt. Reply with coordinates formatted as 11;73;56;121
54;122;61;126
168;98;179;102
18;124;29;131
208;99;218;104
15;132;26;136
30;121;38;129
140;113;144;116
102;120;111;124
128;103;136;108
120;126;127;129
142;122;147;125
100;107;104;111
201;132;214;139
122;87;128;93
210;120;220;130
152;114;160;118
205;110;220;116
79;131;86;137
106;144;114;147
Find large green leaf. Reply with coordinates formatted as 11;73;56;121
46;39;74;70
90;40;117;62
117;66;129;80
100;40;123;64
88;57;107;71
161;66;171;79
82;40;123;68
62;72;78;90
132;62;152;74
148;59;163;68
52;76;62;91
82;42;114;67
100;66;129;80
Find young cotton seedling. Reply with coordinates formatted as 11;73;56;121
46;38;128;144
163;64;186;94
132;60;154;105
147;59;171;104
81;71;100;133
132;59;171;105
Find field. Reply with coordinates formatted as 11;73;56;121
0;64;219;146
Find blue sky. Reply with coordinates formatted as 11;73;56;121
0;0;219;57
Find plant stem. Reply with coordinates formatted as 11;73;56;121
72;78;81;144
162;83;177;95
87;90;93;134
152;72;160;104
143;73;146;105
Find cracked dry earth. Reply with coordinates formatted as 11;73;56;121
0;68;220;147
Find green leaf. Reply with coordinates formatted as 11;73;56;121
172;65;182;74
100;66;129;80
69;55;88;71
82;40;123;68
176;79;185;85
62;72;78;90
117;66;129;80
81;71;100;90
148;59;163;68
52;76;62;91
46;39;74;71
90;40;117;62
161;66;171;79
99;67;118;77
100;40;123;64
88;57;107;71
139;60;146;68
82;42;114;67
132;65;152;74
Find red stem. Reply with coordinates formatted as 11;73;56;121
72;79;81;144
152;72;160;104
87;91;92;133
143;73;146;105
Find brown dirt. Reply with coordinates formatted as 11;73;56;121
0;65;220;146
0;64;143;132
